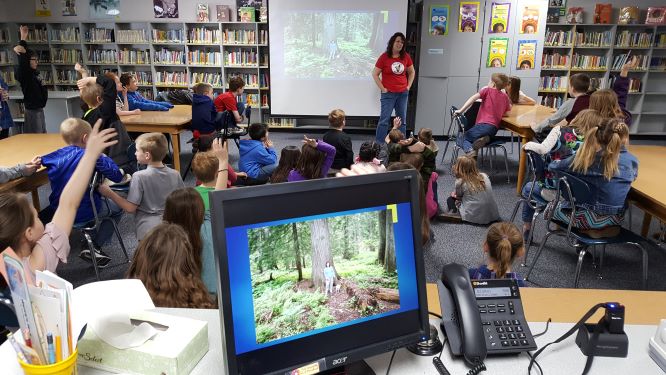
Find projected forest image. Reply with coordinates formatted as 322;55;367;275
249;209;400;344
283;12;387;79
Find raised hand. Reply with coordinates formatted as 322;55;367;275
212;138;228;163
302;135;317;148
76;76;96;91
392;116;402;129
621;56;639;77
13;45;26;55
19;25;29;40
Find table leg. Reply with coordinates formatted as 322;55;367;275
640;212;653;238
172;132;181;172
516;136;528;195
31;189;41;211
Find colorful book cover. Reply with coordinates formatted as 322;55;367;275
459;2;479;32
430;5;449;35
259;6;267;22
487;37;508;67
517;40;537;69
216;5;230;22
196;3;209;22
520;4;540;34
35;0;51;17
62;0;76;16
239;6;256;22
489;2;510;33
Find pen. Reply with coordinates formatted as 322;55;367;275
47;332;55;364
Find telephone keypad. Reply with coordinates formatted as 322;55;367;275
496;327;504;333
475;294;537;353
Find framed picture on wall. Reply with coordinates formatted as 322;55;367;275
154;0;179;19
520;2;540;34
489;2;510;34
487;37;508;67
89;0;119;18
430;5;449;35
517;40;536;69
459;2;479;32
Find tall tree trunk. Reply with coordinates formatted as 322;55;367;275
384;217;396;273
342;216;352;260
368;12;383;50
322;13;336;53
378;211;386;264
292;223;303;281
311;13;316;48
310;219;333;291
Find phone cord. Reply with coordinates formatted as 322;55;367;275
466;362;487;375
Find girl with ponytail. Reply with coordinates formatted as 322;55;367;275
469;222;526;286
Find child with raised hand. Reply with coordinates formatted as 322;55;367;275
13;25;48;133
288;135;336;181
75;64;140;116
98;132;185;241
120;73;173;111
0;119;117;277
192;139;240;209
270;146;301;183
455;73;512;157
0;157;41;184
468;222;526;286
444;155;500;224
384;117;425;164
239;123;278;181
590;56;637;125
127;223;215;308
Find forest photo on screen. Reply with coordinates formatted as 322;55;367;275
283;11;387;79
249;208;400;344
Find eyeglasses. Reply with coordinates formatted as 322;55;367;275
29;58;38;61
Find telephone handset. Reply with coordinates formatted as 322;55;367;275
438;263;537;366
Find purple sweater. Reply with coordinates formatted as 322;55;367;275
612;76;632;126
287;141;336;181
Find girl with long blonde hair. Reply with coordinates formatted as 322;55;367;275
469;222;526;285
443;156;500;224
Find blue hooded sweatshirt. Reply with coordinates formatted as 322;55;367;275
239;139;277;178
191;93;219;134
126;91;173;111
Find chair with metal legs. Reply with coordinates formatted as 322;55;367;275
509;150;544;266
440;106;459;164
524;170;648;289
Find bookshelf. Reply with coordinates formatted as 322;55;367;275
539;22;666;134
0;20;274;124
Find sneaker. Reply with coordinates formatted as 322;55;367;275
472;136;491;150
435;210;463;223
466;149;478;159
79;248;112;268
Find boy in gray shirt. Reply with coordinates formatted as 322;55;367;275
99;132;184;240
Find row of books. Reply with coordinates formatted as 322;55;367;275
615;31;652;48
657;34;666;47
85;28;114;43
0;70;15;85
611;54;649;70
153;48;186;64
540;94;565;109
50;48;81;64
55;70;78;84
608;76;642;93
571;54;607;69
188;28;221;44
266;118;295;128
589;77;608;91
124;71;152;85
237;93;261;107
0;29;9;43
226;73;263;87
541;52;569;68
575;31;612;47
225;50;258;66
50;27;79;43
651;57;666;70
545;30;573;46
191;72;222;86
87;49;117;64
154;71;187;85
116;30;147;44
25;28;48;43
140;89;154;99
539;75;568;91
152;29;184;43
188;51;222;65
0;50;12;64
9;100;25;118
223;29;257;44
118;49;150;65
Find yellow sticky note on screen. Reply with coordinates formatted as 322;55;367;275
386;204;398;223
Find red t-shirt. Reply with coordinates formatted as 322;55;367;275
475;87;512;128
214;91;238;112
374;52;413;93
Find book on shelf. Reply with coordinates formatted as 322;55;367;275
152;29;184;43
594;4;612;24
541;52;569;68
154;48;185;64
191;72;222;87
223;29;256;44
547;8;560;23
125;71;153;85
118;49;150;65
0;29;9;43
85;28;114;43
188;50;222;65
155;71;187;86
217;5;231;22
615;31;653;48
657;34;666;48
611;54;648;70
539;94;564;109
259;6;267;22
0;71;16;85
259;30;268;44
575;31;611;47
116;29;147;43
545;29;573;46
26;28;48;43
87;49;117;64
239;7;256;22
267;118;295;128
539;75;568;91
238;93;259;106
609;76;641;93
138;89;153;99
50;27;80;43
197;4;210;22
651;57;666;70
571;53;607;70
55;69;78;84
227;73;259;87
188;27;221;44
50;48;81;64
646;7;666;25
618;6;640;25
566;7;583;24
0;50;11;64
225;49;258;66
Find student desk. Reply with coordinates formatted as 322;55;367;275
626;145;666;237
120;105;192;172
0;134;65;211
500;105;556;194
0;284;664;374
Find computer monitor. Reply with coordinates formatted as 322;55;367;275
210;170;430;375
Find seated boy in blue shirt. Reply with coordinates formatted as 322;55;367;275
41;118;125;267
120;73;173;111
191;82;222;135
239;123;277;180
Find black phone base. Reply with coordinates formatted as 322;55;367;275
318;360;376;375
575;323;628;358
407;324;444;356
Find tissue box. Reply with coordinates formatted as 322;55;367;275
78;311;208;375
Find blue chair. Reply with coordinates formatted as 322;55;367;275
524;170;648;289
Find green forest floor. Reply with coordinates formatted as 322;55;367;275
252;251;399;344
284;39;376;79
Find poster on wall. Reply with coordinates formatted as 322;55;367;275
196;4;210;22
520;3;540;34
154;0;179;18
459;2;479;32
487;37;509;67
35;0;51;17
430;5;449;35
89;0;119;18
517;40;537;69
62;0;77;16
489;2;510;33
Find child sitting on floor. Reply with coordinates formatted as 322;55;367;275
0;119;117;276
400;153;438;220
99;132;185;241
121;73;173;111
443;155;500;225
270;146;301;183
384;117;425;164
387;162;431;246
288;136;336;181
323;109;354;171
127;223;214;308
192;140;240;210
469;222;526;286
239;123;278;181
353;141;386;174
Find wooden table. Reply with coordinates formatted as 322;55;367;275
500;105;557;194
0;134;66;210
627;145;666;237
426;283;666;325
120;105;192;172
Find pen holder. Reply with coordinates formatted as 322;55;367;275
18;349;78;375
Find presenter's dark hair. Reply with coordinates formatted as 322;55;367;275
386;32;407;58
248;122;268;140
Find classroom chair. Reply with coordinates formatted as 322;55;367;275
73;172;131;281
524;170;648;289
509;150;544;266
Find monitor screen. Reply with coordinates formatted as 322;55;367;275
210;171;429;375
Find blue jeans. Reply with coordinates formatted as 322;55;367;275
256;163;277;180
521;182;548;222
456;123;498;153
376;91;408;143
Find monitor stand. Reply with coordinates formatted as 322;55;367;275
318;360;376;375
